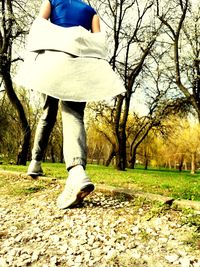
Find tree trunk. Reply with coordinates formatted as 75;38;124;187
113;95;126;171
105;149;115;166
168;159;171;169
3;69;31;165
128;149;136;169
144;158;148;170
183;161;187;170
50;146;55;163
144;149;148;170
191;152;196;174
115;129;127;170
179;155;184;172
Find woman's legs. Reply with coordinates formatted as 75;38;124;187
28;97;94;208
57;101;94;209
28;95;59;176
61;101;87;169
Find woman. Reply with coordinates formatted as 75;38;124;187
39;0;100;32
28;0;102;210
21;0;125;209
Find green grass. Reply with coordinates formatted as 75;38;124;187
0;163;200;201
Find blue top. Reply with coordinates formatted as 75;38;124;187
49;0;96;31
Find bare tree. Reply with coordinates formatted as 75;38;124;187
0;0;38;164
88;0;162;170
156;0;200;120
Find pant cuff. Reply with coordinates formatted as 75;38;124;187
67;157;87;171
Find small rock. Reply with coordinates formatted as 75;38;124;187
31;251;40;262
60;244;69;253
165;254;179;263
179;257;191;267
50;234;60;243
131;226;139;234
105;248;116;260
15;234;23;242
0;257;7;266
50;256;58;265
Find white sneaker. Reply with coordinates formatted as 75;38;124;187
27;160;43;177
57;175;95;209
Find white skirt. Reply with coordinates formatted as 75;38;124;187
15;19;126;102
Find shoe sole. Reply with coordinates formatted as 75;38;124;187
58;183;95;209
74;183;95;205
27;172;43;178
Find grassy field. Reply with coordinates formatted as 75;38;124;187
0;163;200;201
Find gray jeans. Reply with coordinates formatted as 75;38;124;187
31;95;87;170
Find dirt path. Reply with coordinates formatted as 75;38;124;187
0;172;200;266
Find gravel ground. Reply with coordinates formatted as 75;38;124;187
0;173;200;267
